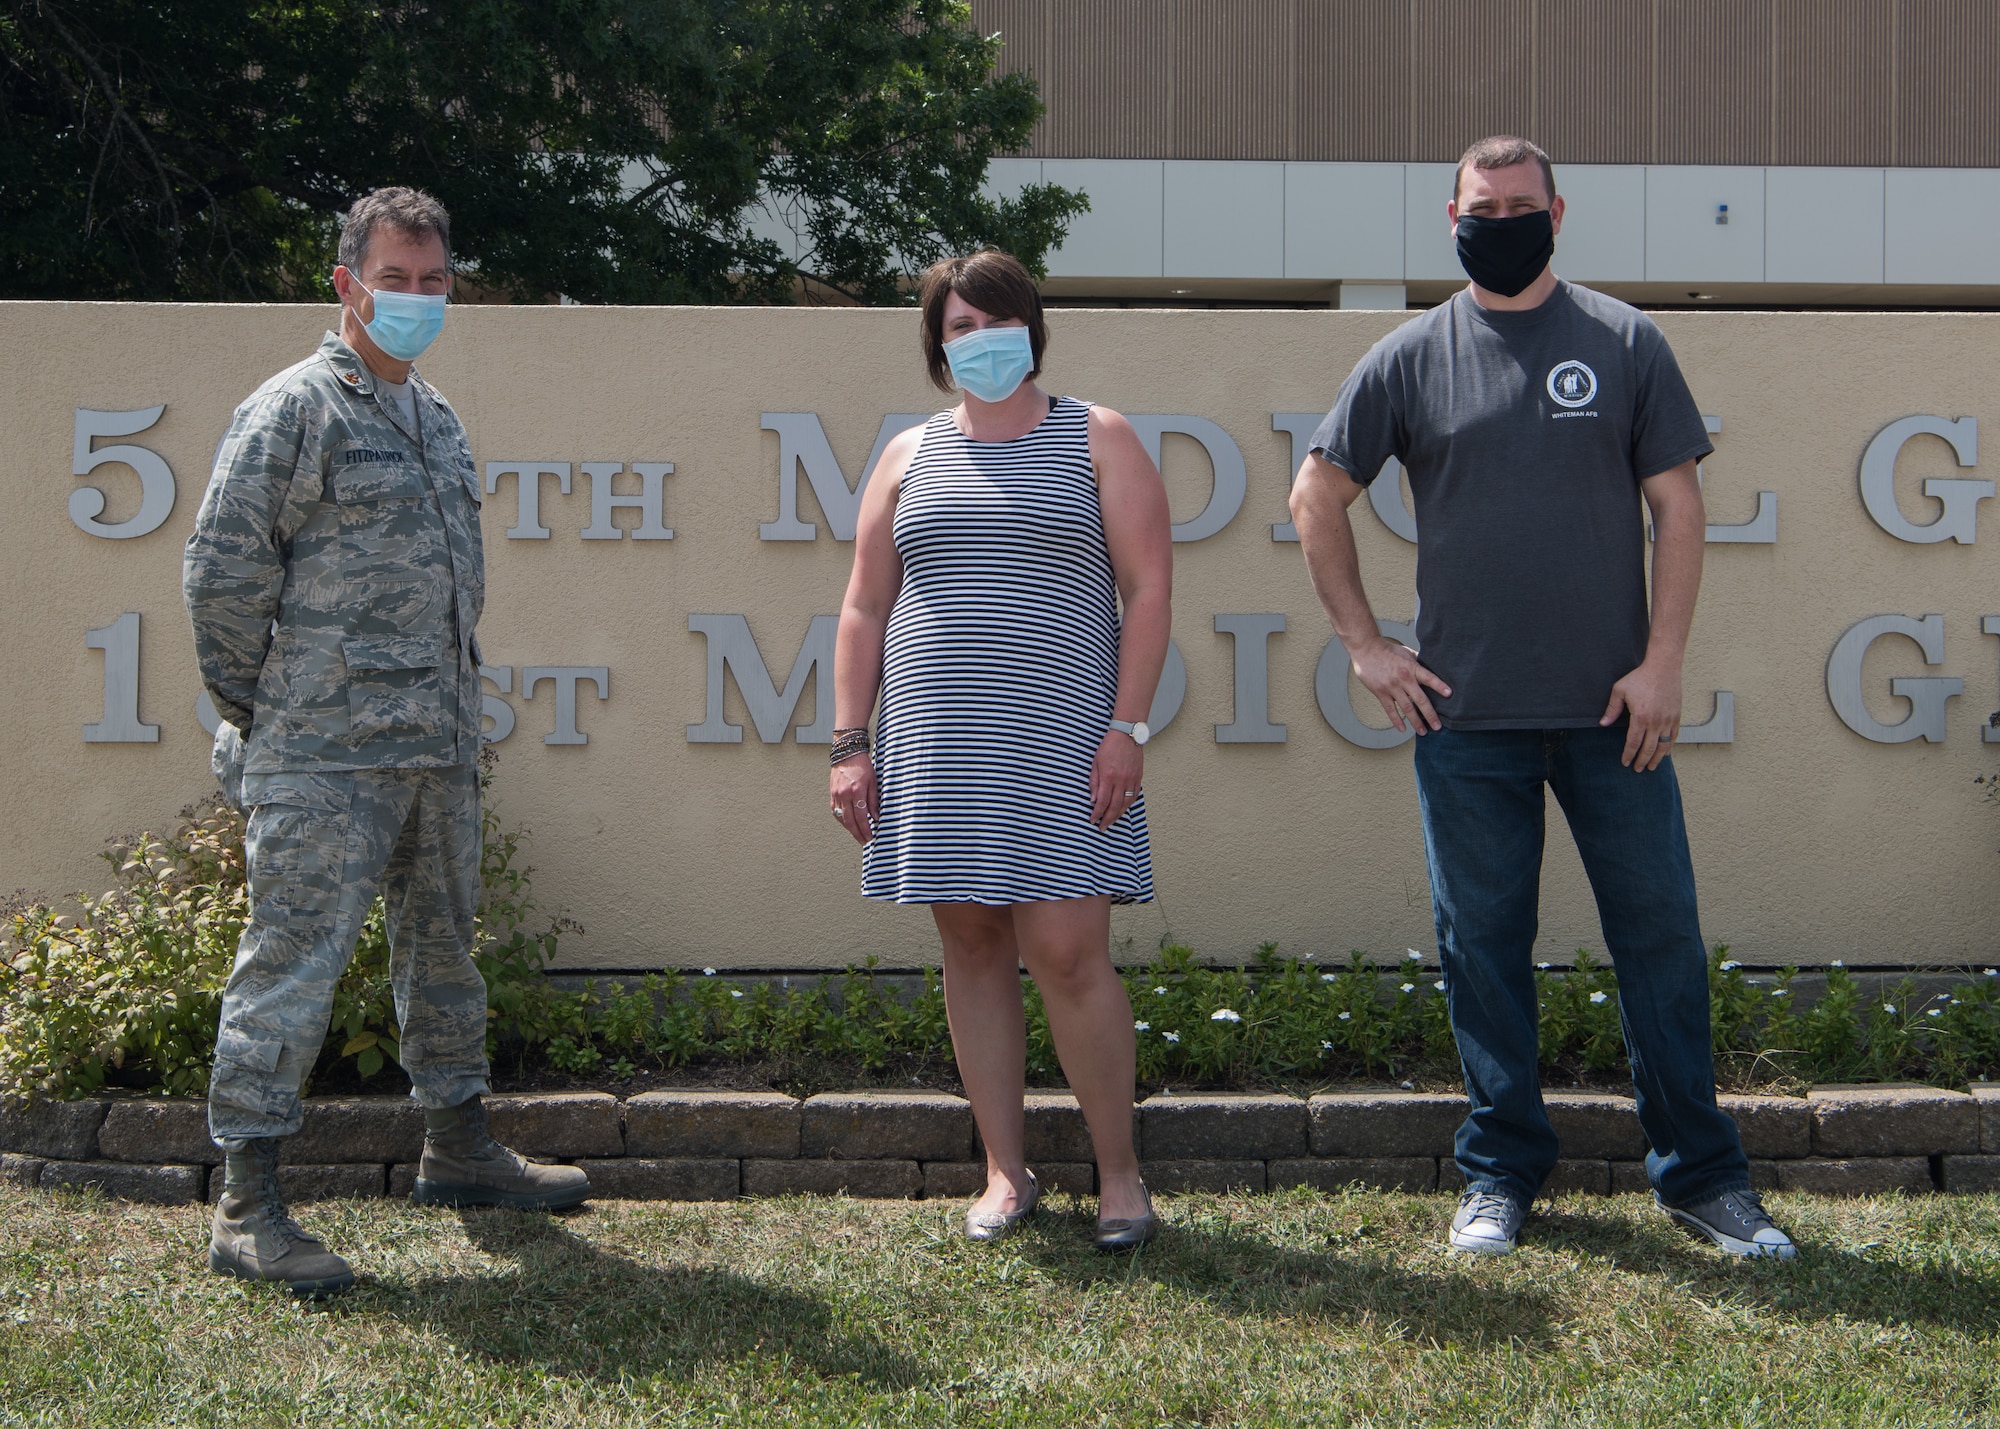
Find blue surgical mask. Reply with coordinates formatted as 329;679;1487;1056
943;325;1034;403
356;282;447;361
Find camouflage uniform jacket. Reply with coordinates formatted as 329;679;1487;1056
184;332;485;773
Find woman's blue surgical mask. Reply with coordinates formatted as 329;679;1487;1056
943;324;1034;403
356;282;447;361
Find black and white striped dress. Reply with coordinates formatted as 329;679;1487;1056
862;396;1154;905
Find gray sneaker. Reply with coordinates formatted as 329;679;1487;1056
1449;1189;1526;1255
1660;1188;1796;1259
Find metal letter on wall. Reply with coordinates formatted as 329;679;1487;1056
1269;413;1416;545
1859;415;1991;544
1214;613;1286;743
1825;613;1961;743
1270;413;1316;542
523;666;608;745
759;414;928;541
1315;619;1417;750
479;665;516;742
485;462;572;540
580;463;675;540
687;614;837;743
84;612;160;742
1147;640;1187;734
71;407;175;539
1128;417;1247;543
1984;616;2000;745
1698;415;1777;544
1678;690;1736;744
196;690;223;736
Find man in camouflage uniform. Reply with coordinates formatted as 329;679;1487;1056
184;187;588;1298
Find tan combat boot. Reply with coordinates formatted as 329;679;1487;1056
208;1138;356;1297
411;1094;591;1211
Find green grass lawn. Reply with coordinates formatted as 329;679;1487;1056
1;1185;1996;1428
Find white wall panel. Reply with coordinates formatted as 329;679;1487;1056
1885;169;2000;285
1284;163;1404;280
981;157;1044;203
1403;163;1462;280
1163;161;1285;278
1552;165;1647;283
1766;168;1884;283
1043;159;1165;278
1645;167;1766;284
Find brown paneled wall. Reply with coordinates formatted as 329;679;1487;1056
973;0;2000;166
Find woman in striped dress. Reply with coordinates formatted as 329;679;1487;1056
829;250;1173;1250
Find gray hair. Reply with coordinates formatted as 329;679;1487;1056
337;187;452;273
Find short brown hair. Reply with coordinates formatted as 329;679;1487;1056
338;187;452;274
1454;136;1556;205
918;250;1048;393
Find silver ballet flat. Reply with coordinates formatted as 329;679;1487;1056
963;1170;1039;1243
1093;1183;1157;1252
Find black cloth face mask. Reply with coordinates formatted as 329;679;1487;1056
1454;209;1555;297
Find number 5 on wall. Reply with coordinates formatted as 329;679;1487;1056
72;406;175;539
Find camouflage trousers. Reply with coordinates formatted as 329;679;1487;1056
208;763;491;1147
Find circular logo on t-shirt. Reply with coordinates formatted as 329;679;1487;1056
1546;359;1598;409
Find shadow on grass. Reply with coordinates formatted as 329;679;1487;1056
341;1208;924;1389
1531;1203;2000;1334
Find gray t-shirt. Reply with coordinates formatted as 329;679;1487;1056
1312;280;1713;730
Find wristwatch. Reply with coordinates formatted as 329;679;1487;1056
1108;719;1151;746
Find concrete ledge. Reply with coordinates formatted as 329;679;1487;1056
1141;1092;1306;1160
625;1090;799;1159
1269;1157;1437;1193
1809;1085;1978;1157
389;1163;418;1198
0;1098;107;1161
742;1157;923;1199
1544;1092;1646;1159
1940;1154;2000;1192
485;1093;624;1158
1441;1159;1610;1197
98;1100;219;1165
1718;1093;1812;1158
1021;1091;1107;1163
40;1160;203;1203
290;1097;425;1164
800;1092;973;1162
1;1154;47;1188
920;1161;1096;1199
575;1157;740;1201
206;1162;385;1203
1612;1159;1783;1193
1309;1092;1462;1157
1774;1156;1935;1195
1969;1084;2000;1152
1141;1159;1265;1193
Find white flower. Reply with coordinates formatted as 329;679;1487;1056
1434;980;1447;992
1162;1031;1180;1043
1338;1012;1352;1022
1883;1004;1897;1015
1400;983;1416;994
1589;991;1609;1004
1830;960;1844;968
1771;988;1789;997
1987;969;1999;978
1536;962;1552;970
1719;960;1742;971
1134;1021;1150;1032
1154;986;1169;995
730;989;744;999
1211;1008;1242;1023
702;967;717;976
1320;1040;1333;1051
1952;999;1962;1006
1929;1008;1944;1017
1407;949;1425;961
1320;973;1338;983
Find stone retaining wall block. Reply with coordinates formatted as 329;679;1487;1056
98;1100;221;1165
289;1097;425;1164
1;1154;47;1188
1808;1085;1978;1157
742;1158;923;1199
1021;1091;1108;1163
1141;1159;1265;1194
389;1163;418;1198
1716;1094;1812;1159
40;1160;203;1204
1968;1084;2000;1153
624;1090;800;1159
1309;1092;1463;1157
1543;1092;1647;1159
0;1099;108;1161
920;1161;1097;1199
1775;1156;1935;1195
485;1093;624;1158
1440;1159;1610;1197
575;1157;741;1201
1268;1157;1438;1193
1939;1154;2000;1192
206;1162;386;1203
800;1092;973;1161
1140;1092;1307;1160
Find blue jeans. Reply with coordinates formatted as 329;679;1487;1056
1412;725;1750;1209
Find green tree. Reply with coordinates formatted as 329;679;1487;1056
0;0;1083;303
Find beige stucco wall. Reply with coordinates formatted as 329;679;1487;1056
3;301;1996;969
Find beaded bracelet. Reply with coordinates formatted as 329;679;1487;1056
828;728;872;766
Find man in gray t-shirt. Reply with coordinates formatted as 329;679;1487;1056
1292;135;1793;1262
